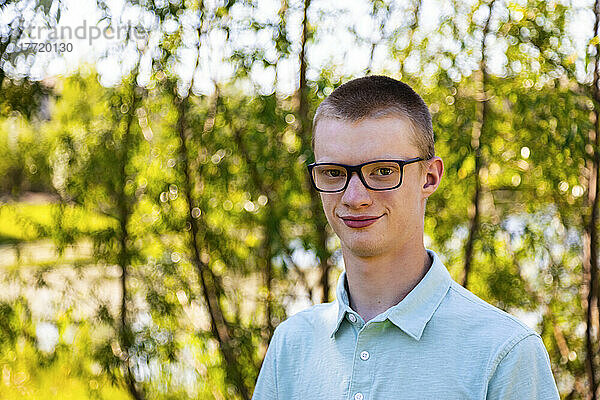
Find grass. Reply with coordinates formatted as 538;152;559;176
0;362;131;400
0;203;115;243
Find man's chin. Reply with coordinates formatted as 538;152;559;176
342;241;385;258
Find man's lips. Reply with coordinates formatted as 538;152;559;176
339;215;383;228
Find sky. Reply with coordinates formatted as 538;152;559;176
5;0;453;92
2;0;597;95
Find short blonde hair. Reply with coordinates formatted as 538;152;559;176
312;76;434;159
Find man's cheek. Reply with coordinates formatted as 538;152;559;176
322;201;338;227
320;195;334;212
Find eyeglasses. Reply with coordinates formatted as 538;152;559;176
307;158;423;193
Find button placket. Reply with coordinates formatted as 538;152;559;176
348;326;373;400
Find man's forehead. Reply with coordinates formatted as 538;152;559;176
314;115;416;139
313;116;419;162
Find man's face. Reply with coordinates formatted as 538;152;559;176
313;116;438;259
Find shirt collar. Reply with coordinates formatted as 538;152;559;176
330;249;452;340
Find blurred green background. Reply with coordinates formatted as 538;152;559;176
1;0;600;398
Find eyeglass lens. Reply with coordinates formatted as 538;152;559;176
312;161;402;191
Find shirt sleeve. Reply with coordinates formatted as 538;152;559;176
252;330;279;400
486;333;560;400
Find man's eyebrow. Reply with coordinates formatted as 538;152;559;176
315;156;415;163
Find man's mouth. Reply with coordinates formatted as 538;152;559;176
339;215;383;228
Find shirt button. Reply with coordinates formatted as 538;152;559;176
354;393;364;400
348;314;357;323
360;351;370;361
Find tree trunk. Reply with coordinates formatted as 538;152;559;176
117;71;144;400
462;0;494;289
586;119;600;399
585;1;600;398
174;93;251;400
163;7;251;398
296;0;332;303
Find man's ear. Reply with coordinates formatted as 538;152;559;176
422;157;444;198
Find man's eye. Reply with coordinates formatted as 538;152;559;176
324;169;343;177
374;167;394;176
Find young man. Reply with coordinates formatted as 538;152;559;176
252;76;559;399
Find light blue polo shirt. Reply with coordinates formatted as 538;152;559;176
252;250;560;399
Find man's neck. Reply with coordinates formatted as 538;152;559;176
344;244;432;323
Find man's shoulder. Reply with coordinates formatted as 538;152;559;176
272;301;337;342
441;282;556;394
449;280;533;327
438;280;540;344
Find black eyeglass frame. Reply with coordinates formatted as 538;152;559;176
307;157;424;193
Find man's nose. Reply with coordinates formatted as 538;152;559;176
341;172;372;208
